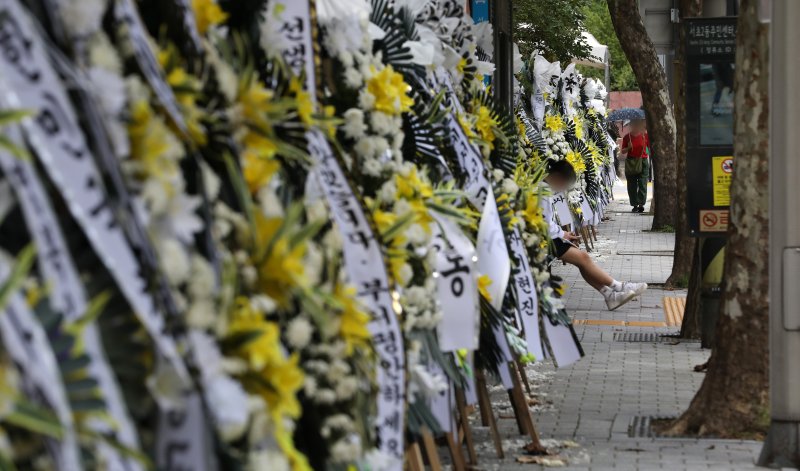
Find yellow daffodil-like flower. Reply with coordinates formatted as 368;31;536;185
545;114;565;133
456;57;468;75
565;150;586;174
366;65;413;115
587;142;604;167
192;0;228;35
157;49;208;146
554;283;567;296
522;193;546;230
573;115;584;140
495;193;519;228
335;285;372;356
517;118;527;142
128;99;183;190
236;80;281;193
226;297;305;420
474;106;497;149
289;77;314;125
457;113;477;140
395;167;433;200
477;274;493;301
241;132;280;193
253;215;308;306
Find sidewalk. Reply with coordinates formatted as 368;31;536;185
471;182;764;470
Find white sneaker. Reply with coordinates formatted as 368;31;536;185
619;281;648;296
603;288;637;311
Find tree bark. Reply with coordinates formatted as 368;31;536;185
679;242;702;339
607;0;677;230
666;0;702;288
664;0;770;437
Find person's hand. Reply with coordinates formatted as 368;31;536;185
563;232;580;245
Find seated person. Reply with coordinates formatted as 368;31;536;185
541;160;647;311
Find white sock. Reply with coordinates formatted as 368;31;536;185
609;280;623;291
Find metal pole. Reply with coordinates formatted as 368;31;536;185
758;0;800;467
491;0;513;111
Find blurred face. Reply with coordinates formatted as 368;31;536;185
631;120;645;133
547;173;573;193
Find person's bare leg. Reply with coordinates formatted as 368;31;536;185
560;246;613;291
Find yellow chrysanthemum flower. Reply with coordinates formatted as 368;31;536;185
128;99;183;189
366;65;413;115
474;107;497;149
545;115;565;133
565;150;586;174
192;0;228;35
457;113;477;140
573;115;584;139
522;193;546;229
477;274;493;301
335;285;372;356
289;77;314;125
253;215;308;305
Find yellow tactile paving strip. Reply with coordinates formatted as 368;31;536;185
572;319;668;327
571;297;686;328
662;296;686;326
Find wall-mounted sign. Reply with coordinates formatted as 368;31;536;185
684;17;737;236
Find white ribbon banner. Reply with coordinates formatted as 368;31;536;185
507;227;543;361
0;0;191;387
114;0;188;134
275;1;405;459
430;213;479;352
0;127;142;470
0;262;81;471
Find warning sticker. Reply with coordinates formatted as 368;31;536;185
712;156;734;206
700;209;729;232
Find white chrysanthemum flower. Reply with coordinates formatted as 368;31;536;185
314;388;337;405
501;178;519;197
187;299;216;329
156;238;191;286
330;437;362;463
334;376;358;400
358;89;376;110
61;0;106;38
247;449;290;471
257;186;284;218
304;376;318;397
397;263;414;287
369;111;395;135
362;158;382;177
286;317;313;350
342;108;367;139
251;295;277;314
344;67;363;88
404;223;429;246
492;169;504;182
377;180;397;204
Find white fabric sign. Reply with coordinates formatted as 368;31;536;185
542;317;582;367
507;227;544;361
114;0;188;134
275;1;406;458
0;264;81;471
307;131;405;459
0;128;142;470
430;213;479;352
476;196;510;312
552;192;573;227
0;0;191;386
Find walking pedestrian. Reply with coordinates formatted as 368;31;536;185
621;119;649;213
541;160;648;311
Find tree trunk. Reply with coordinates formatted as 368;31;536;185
664;0;770;437
679;242;702;339
666;0;702;288
607;0;678;230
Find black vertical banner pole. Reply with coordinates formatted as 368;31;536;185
491;0;514;111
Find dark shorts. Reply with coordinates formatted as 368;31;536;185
553;238;574;258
